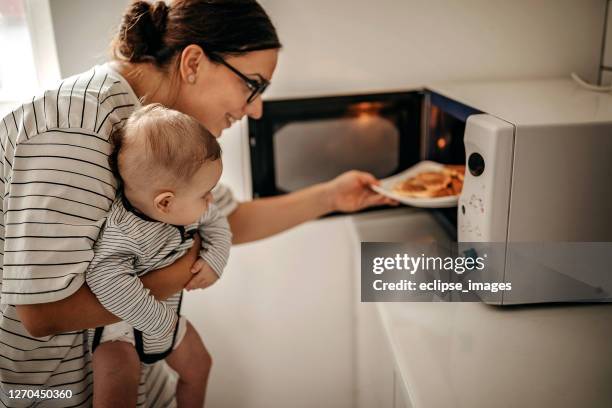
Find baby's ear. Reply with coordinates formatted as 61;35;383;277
154;192;175;213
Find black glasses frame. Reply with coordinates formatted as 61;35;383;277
210;55;270;104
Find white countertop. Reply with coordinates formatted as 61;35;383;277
350;208;612;408
378;302;612;408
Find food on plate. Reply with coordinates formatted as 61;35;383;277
392;164;465;198
442;164;465;181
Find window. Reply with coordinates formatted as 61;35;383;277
0;0;38;100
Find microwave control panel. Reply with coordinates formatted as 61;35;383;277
458;114;514;243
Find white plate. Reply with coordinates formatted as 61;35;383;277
371;161;460;208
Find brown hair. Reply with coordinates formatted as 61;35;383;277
110;104;221;191
112;0;281;69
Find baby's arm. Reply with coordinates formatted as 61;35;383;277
184;204;232;291
86;224;178;338
197;203;232;277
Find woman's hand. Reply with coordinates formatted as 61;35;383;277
324;170;398;213
16;235;203;337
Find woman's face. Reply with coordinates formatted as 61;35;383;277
175;48;278;137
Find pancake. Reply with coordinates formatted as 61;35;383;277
432;187;454;197
450;178;463;195
392;178;431;198
392;164;465;198
414;171;451;189
443;165;465;181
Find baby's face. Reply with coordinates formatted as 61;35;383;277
163;159;223;226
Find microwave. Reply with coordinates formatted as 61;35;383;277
242;78;612;304
429;78;612;304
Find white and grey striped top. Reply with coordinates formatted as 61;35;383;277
0;64;238;407
86;195;231;356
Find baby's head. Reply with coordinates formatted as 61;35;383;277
110;104;222;226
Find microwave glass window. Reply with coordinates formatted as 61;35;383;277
273;116;399;192
427;105;466;164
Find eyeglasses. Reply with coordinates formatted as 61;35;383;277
210;55;270;104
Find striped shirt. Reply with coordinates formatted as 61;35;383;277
86;195;230;360
0;64;238;407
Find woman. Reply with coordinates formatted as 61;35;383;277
0;0;393;406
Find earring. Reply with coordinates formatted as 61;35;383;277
187;74;196;84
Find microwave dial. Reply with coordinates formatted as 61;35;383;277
468;152;485;176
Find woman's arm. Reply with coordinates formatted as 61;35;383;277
15;236;201;337
228;171;396;244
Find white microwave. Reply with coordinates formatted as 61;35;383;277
228;78;612;305
428;78;612;304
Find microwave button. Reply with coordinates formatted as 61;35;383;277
468;152;485;176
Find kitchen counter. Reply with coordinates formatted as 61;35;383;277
349;208;612;408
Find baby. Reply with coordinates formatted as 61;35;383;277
85;104;231;407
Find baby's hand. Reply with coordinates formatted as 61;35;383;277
185;258;219;291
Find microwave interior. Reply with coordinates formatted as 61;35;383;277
247;90;480;238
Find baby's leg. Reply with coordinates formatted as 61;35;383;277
166;319;212;407
92;341;141;408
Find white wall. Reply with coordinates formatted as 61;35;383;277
48;0;128;78
261;0;606;99
46;0;607;93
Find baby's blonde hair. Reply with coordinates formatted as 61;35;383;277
110;104;221;192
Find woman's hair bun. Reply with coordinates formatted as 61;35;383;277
111;0;281;69
115;1;170;63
